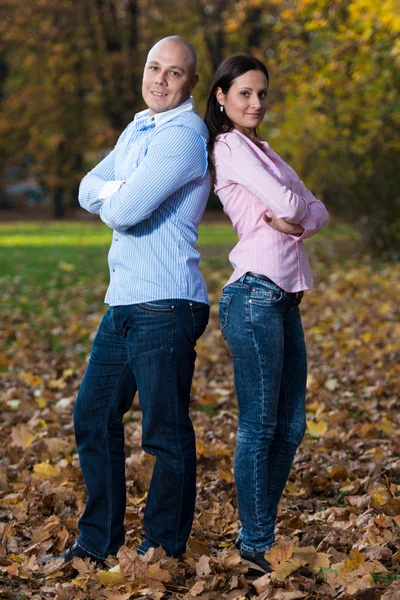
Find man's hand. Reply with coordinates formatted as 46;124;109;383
264;212;304;235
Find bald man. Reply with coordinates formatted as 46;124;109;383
43;37;210;565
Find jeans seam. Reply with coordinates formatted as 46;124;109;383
268;376;290;514
250;300;265;537
77;539;104;560
103;359;130;555
168;309;182;551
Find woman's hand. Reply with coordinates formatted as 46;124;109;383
264;212;304;235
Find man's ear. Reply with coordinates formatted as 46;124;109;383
189;73;200;93
215;87;225;106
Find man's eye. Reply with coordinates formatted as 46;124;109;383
150;66;158;71
170;71;180;77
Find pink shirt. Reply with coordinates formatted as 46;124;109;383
213;130;329;292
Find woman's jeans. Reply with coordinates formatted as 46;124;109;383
219;273;307;553
74;299;209;559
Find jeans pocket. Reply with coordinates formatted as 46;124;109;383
219;293;232;331
249;287;283;306
189;302;210;340
137;300;176;313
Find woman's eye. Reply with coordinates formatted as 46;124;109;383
240;91;250;97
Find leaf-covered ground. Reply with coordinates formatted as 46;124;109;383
0;222;399;600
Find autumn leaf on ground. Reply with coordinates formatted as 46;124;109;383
33;462;61;478
196;554;212;577
117;546;147;582
265;538;295;570
145;561;172;583
11;424;36;449
306;419;328;438
96;565;125;587
190;580;207;596
344;548;366;570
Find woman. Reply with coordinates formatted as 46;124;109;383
204;55;329;576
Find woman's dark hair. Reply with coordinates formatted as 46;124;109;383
204;54;269;183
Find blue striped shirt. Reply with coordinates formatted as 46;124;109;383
79;98;210;306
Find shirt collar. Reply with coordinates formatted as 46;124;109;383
133;97;195;129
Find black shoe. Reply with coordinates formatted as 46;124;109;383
239;548;272;578
42;541;105;566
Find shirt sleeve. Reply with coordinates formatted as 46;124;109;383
288;180;329;240
78;126;130;215
214;133;310;223
98;125;207;232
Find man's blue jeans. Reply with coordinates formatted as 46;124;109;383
219;273;307;553
73;299;209;559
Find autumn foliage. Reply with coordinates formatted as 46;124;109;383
0;222;400;598
0;0;399;250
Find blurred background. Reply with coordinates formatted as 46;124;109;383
0;0;399;253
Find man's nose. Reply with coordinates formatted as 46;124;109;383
155;70;168;85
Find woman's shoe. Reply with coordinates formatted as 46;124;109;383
42;541;104;566
240;548;272;577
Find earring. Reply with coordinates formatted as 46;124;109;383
220;105;224;112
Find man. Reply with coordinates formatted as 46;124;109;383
43;36;210;564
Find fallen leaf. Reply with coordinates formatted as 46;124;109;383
96;565;125;587
306;420;328;438
196;555;212;577
33;462;61;478
11;424;36;449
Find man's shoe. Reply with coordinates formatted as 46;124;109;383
42;541;104;566
239;548;272;578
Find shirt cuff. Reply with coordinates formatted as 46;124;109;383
98;180;125;200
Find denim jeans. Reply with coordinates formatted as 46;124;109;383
74;299;209;559
219;273;307;553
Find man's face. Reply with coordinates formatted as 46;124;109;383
142;40;198;115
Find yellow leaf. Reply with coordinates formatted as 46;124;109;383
11;425;36;449
344;549;366;570
47;378;66;391
35;397;47;408
18;372;43;387
371;490;390;507
306;420;328;438
96;565;125;587
380;419;400;435
361;332;372;343
58;261;75;272
327;465;348;481
33;462;60;478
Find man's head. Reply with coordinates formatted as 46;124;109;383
142;36;199;116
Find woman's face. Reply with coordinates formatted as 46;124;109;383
216;70;269;138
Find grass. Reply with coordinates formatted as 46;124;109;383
0;219;360;299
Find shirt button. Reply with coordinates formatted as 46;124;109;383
112;269;115;272
115;237;118;241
